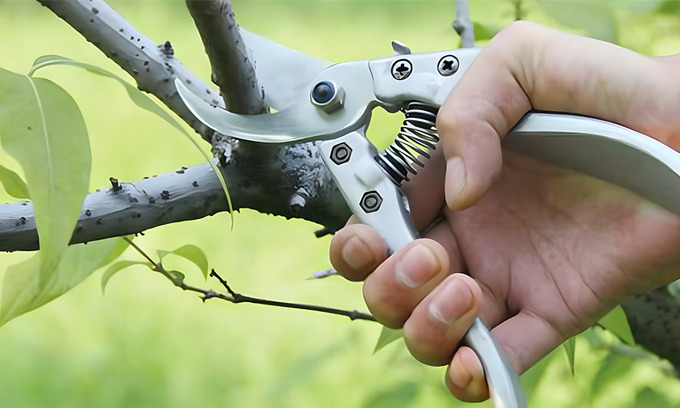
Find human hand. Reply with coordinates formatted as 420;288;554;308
330;21;680;401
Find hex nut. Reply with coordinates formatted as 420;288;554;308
330;142;352;165
360;191;383;213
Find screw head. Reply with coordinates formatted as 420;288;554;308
330;142;352;165
360;191;383;213
437;55;459;76
391;59;413;80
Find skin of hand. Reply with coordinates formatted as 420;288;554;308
329;21;680;402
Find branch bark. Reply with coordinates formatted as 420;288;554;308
185;0;267;115
38;0;223;142
19;0;350;251
9;0;679;373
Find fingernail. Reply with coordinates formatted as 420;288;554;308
453;347;487;396
449;361;473;389
342;235;375;271
445;156;466;210
428;276;474;325
395;244;440;288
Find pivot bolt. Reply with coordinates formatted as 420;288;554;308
360;191;383;213
330;142;352;165
311;81;345;113
437;55;459;76
391;59;412;80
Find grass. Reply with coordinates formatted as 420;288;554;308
0;1;679;407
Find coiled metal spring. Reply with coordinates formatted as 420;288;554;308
377;101;439;184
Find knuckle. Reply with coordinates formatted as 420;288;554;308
403;320;452;366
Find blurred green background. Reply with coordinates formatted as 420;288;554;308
1;1;680;407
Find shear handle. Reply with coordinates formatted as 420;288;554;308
505;112;680;217
319;131;527;408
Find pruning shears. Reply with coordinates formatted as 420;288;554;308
176;30;680;408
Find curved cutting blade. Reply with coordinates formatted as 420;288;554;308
240;28;332;111
176;60;378;144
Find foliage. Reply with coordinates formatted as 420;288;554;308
0;67;91;284
0;1;679;408
0;237;129;326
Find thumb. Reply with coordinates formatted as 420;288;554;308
437;21;664;211
437;23;534;211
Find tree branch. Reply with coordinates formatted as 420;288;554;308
19;0;679;372
125;238;375;322
622;289;680;373
38;0;224;142
1;161;225;251
185;0;267;115
20;0;350;248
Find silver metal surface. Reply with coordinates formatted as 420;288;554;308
369;47;480;107
505;112;680;217
176;47;481;144
176;60;379;143
180;38;680;408
466;319;526;408
320;131;527;408
320;131;418;250
239;29;332;111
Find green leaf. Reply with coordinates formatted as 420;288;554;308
101;260;152;294
538;0;618;43
591;347;634;394
373;326;403;354
0;163;29;199
667;279;680;298
167;270;186;285
31;55;186;136
157;244;209;280
0;237;129;327
597;305;635;345
0;67;91;281
472;21;499;41
563;337;576;375
29;55;234;226
634;386;671;408
658;0;680;14
617;0;661;13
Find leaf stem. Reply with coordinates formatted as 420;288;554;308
125;238;376;322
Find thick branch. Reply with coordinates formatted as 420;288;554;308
622;288;680;373
1;145;350;251
1;161;225;251
38;0;224;142
185;0;267;114
25;0;680;371
30;0;350;238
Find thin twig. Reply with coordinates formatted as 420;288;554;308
210;269;375;321
452;0;475;48
124;238;375;322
